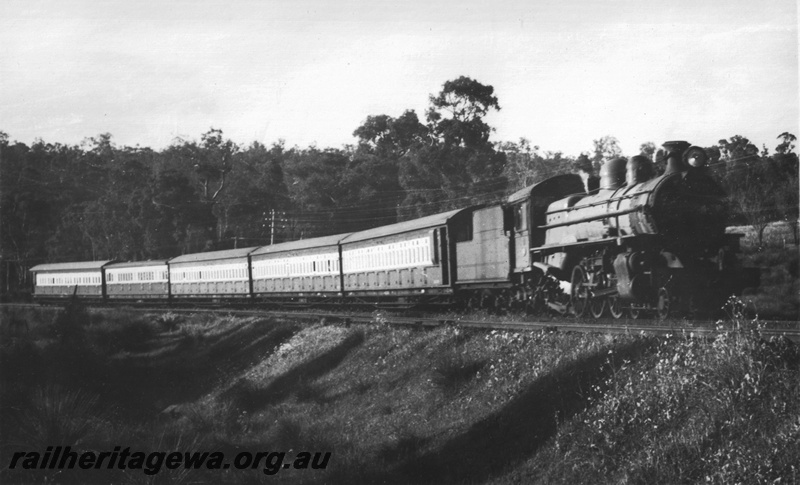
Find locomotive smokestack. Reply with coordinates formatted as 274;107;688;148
661;140;691;174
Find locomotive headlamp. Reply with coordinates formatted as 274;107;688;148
683;146;708;168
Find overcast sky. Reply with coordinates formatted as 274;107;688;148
1;0;797;156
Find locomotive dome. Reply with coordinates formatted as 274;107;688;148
599;157;627;190
626;155;654;186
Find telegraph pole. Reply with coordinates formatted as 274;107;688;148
270;209;276;245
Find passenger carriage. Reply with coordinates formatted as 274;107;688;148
250;233;351;302
169;248;258;299
30;261;114;300
339;208;474;304
105;260;170;300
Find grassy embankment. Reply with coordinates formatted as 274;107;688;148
2;297;799;484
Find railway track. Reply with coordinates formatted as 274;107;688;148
4;302;799;343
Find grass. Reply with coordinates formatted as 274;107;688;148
1;300;799;484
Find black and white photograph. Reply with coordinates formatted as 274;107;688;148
1;0;798;483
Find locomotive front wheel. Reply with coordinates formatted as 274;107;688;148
608;295;624;319
657;287;671;320
570;266;589;318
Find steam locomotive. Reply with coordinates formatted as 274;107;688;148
30;141;754;319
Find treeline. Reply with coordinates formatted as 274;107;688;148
1;76;797;293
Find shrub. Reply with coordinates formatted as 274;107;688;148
19;385;100;448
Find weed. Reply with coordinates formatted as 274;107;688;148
154;312;184;331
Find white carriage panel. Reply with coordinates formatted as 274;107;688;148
170;261;249;283
36;271;101;287
107;265;168;284
342;236;433;274
252;251;339;280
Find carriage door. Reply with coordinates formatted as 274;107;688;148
513;202;531;271
439;228;449;285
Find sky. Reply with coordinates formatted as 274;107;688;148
1;0;798;156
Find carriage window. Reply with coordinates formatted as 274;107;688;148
432;230;440;264
454;218;473;242
515;204;527;231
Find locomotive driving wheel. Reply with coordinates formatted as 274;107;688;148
590;296;606;319
607;295;624;319
570;265;589;317
589;272;607;319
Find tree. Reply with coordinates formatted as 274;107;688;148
144;169;206;256
500;139;575;191
0;136;52;292
215;141;289;248
398;77;507;218
349;110;429;226
283;147;352;238
591;136;622;173
776;132;797;155
426;76;500;149
713;135;789;248
499;139;540;190
770;133;799;244
156;128;240;250
639;141;657;158
193;128;238;203
717;135;759;163
353;110;427;157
